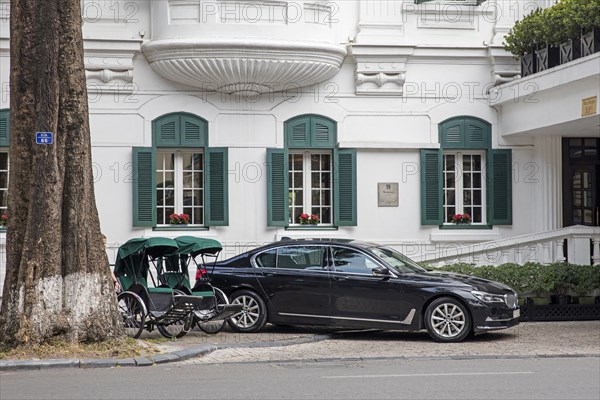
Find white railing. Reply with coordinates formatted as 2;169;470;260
416;225;600;267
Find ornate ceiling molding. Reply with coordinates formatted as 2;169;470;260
141;38;347;96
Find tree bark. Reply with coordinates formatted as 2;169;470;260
0;0;123;345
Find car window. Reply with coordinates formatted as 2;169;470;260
255;249;277;268
332;247;379;274
370;247;427;274
276;246;325;270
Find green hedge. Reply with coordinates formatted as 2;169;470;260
503;0;600;57
432;262;600;297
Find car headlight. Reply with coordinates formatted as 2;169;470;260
471;290;505;304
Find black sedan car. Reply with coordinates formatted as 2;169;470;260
207;239;520;342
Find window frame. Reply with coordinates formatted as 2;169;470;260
133;112;228;228
267;115;356;228
0;109;10;230
288;149;333;226
442;150;487;225
155;149;205;226
420;116;512;228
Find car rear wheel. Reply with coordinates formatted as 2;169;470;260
424;297;472;343
227;290;268;333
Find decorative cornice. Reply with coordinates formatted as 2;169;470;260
83;38;142;94
141;38;347;96
350;44;414;96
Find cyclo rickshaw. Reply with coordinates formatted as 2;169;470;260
114;236;240;338
156;236;242;334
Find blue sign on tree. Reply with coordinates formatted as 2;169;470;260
36;132;53;145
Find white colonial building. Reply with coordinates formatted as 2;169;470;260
0;0;598;290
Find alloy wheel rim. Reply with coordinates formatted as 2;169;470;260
232;295;259;328
430;303;465;338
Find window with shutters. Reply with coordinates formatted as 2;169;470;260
0;109;9;225
156;150;204;226
267;115;356;228
289;151;333;225
443;151;486;224
421;116;511;227
133;112;228;228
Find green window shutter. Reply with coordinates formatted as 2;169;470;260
420;149;443;225
311;118;336;148
440;118;464;148
465;118;490;149
205;148;229;226
0;109;9;147
440;117;491;149
180;115;207;147
267;148;289;226
285;117;311;148
132;147;156;227
153;115;179;147
488;149;512;225
334;149;357;226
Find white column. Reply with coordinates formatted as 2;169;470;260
355;0;404;44
568;235;592;265
592;237;600;266
555;240;566;262
533;136;563;232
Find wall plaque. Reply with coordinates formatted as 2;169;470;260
378;182;399;207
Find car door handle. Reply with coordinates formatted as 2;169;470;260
332;275;348;281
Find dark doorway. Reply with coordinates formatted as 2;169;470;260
562;138;600;227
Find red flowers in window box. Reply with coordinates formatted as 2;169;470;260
298;213;320;225
169;213;190;225
451;213;471;224
0;214;7;227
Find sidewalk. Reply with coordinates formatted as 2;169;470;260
1;321;599;370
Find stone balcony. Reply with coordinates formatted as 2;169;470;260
141;0;347;96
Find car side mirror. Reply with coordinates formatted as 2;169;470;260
372;267;391;278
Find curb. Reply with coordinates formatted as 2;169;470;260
0;334;333;372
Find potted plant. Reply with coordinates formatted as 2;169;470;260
504;8;544;76
451;213;471;225
575;0;600;57
504;0;600;73
169;213;190;225
298;213;320;225
571;264;600;304
0;213;7;228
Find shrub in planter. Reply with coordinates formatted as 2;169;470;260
560;38;582;64
581;28;600;57
504;0;600;71
536;45;560;72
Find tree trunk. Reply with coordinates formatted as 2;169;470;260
0;0;123;345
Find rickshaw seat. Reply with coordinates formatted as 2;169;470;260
160;271;190;290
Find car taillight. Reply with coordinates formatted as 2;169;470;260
195;268;207;280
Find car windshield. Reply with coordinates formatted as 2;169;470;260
370;247;427;274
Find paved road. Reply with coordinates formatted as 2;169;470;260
166;320;600;364
1;356;599;399
1;321;599;371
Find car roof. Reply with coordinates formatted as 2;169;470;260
277;238;381;249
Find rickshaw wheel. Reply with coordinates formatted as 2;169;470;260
197;288;229;334
157;290;192;339
157;315;192;339
117;292;147;339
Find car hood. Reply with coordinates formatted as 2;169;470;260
408;271;515;294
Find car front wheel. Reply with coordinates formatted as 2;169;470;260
424;297;472;343
227;290;268;333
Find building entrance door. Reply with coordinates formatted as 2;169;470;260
563;138;600;227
